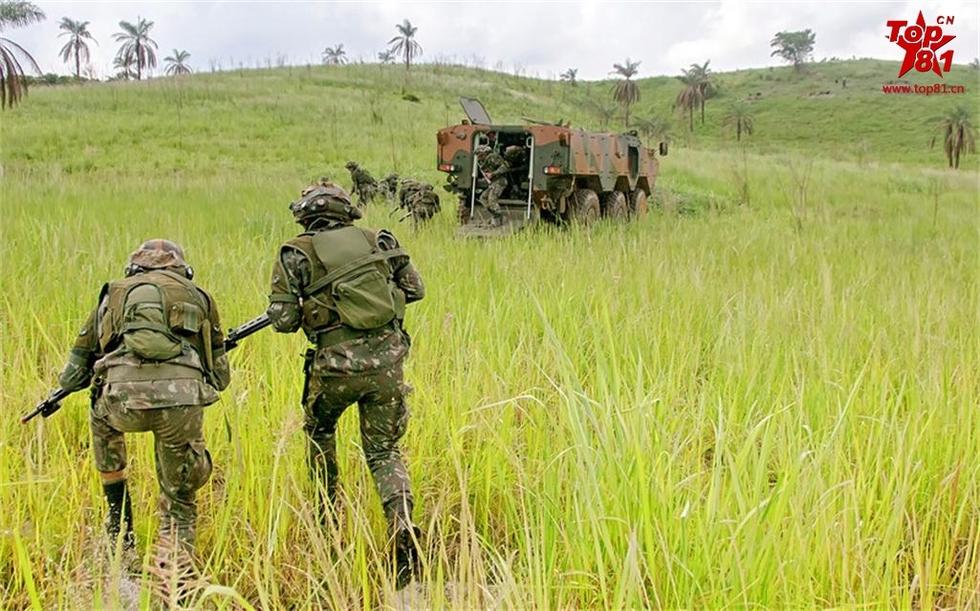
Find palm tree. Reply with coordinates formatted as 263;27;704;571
674;68;702;132
722;103;754;142
388;19;422;71
0;0;45;108
164;49;191;76
113;54;135;80
929;105;976;169
610;58;640;127
560;68;577;86
57;17;95;79
686;60;714;124
113;17;157;80
377;49;394;64
321;44;347;65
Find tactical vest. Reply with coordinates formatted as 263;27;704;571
98;270;218;377
292;226;406;336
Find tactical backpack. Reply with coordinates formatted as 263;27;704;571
99;270;217;373
301;226;406;331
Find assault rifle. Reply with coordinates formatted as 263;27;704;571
20;388;71;424
223;312;272;351
22;313;272;424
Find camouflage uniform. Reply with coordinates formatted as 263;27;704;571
397;178;424;211
380;173;400;201
475;146;509;219
267;182;424;587
406;183;441;223
58;240;230;551
345;161;378;206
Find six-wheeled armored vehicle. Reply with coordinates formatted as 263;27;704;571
437;97;665;236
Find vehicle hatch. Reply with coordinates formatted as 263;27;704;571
459;96;492;125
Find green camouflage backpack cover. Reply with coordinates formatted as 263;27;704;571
296;226;407;333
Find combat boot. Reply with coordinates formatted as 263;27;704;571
384;498;422;590
103;479;135;552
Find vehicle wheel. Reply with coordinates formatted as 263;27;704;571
602;191;629;221
568;189;600;225
630;189;649;220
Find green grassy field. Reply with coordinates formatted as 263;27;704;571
1;62;978;608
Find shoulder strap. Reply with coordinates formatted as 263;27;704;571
303;248;406;297
157;270;210;311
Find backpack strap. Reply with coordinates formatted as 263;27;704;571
302;248;405;297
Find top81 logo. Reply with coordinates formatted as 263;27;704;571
886;11;956;78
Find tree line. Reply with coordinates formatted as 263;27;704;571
0;2;194;107
559;29;973;167
0;2;974;168
314;19;423;71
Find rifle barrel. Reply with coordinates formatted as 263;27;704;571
22;387;71;424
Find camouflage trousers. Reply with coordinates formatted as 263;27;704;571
479;177;506;214
304;361;413;515
90;402;212;548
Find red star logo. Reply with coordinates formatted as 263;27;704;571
895;11;956;78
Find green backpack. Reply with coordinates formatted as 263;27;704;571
307;227;406;330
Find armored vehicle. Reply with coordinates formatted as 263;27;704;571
437;97;666;236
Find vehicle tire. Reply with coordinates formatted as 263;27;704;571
568;189;600;225
629;189;649;220
602;191;629;221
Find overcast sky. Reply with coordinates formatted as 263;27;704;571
12;1;980;79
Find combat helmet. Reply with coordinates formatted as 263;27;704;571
125;239;193;279
345;161;359;170
290;181;362;227
474;144;492;157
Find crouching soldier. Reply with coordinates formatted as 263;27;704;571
380;173;400;202
406;182;441;224
57;239;230;553
266;181;425;588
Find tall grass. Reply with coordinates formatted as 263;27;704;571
1;64;977;608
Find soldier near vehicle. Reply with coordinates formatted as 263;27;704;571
345;161;378;207
438;97;665;236
266;181;425;588
474;144;509;226
53;239;230;554
405;181;442;224
395;178;441;224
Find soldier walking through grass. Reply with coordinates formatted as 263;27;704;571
266;181;425;588
345;160;378;206
56;240;231;555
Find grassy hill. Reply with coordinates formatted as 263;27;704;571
1;62;977;608
2;59;978;181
